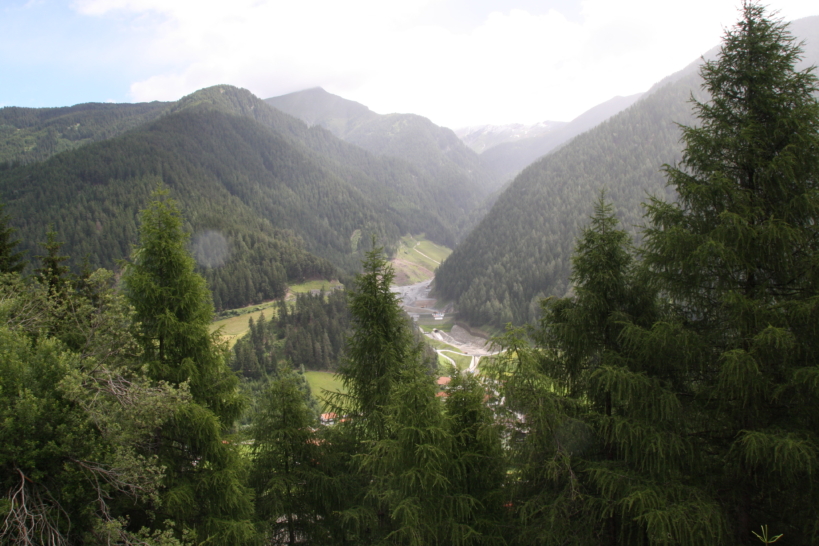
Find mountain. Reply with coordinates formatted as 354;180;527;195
478;93;644;181
434;15;819;328
0;101;168;166
0;85;488;309
263;87;377;136
454;121;567;154
266;88;502;234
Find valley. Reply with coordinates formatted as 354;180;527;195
3;9;819;543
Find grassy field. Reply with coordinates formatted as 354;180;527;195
418;317;455;332
304;371;345;409
424;336;472;371
391;234;452;286
287;279;344;295
211;302;278;347
413;238;451;264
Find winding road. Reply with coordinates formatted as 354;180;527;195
392;278;498;373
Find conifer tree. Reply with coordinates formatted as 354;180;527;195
0;201;24;274
493;197;686;545
251;365;321;545
362;358;461;546
633;2;819;543
332;243;416;441
34;227;70;298
444;370;505;542
123;188;254;545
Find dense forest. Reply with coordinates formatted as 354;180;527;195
230;289;351;380
0;101;168;166
0;84;499;309
2;4;819;546
267;87;503;236
434;14;819;329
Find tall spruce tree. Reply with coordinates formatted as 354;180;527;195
443;370;505;543
634;2;819;543
0;201;24;274
123;188;254;545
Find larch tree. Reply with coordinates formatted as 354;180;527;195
123;188;254;546
635;2;819;543
34;227;70;298
331;243;417;442
492;197;685;545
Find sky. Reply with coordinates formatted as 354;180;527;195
1;0;818;129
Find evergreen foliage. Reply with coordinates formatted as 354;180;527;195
0;201;24;273
636;4;819;542
34;227;71;298
362;358;464;546
492;5;819;544
443;370;506;543
434;16;819;329
0;101;167;166
323;245;500;545
0;266;189;546
0;84;476;310
230;290;350;380
250;365;322;546
332;245;421;441
122;189;254;545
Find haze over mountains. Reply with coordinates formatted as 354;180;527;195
434;15;819;327
266;87;501;233
0;85;497;309
478;93;645;181
2;14;817;327
455;121;567;154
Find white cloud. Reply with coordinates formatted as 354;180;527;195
71;0;819;127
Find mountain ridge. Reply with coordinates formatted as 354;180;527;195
433;14;819;328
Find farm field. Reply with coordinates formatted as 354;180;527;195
418;317;455;333
287;279;344;295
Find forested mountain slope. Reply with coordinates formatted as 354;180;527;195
479;93;644;181
435;15;819;328
267;87;501;234
0;101;168;165
0;85;485;308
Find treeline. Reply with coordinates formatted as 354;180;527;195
488;6;819;542
0;188;480;546
434;70;699;327
0;84;490;310
1;190;257;545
